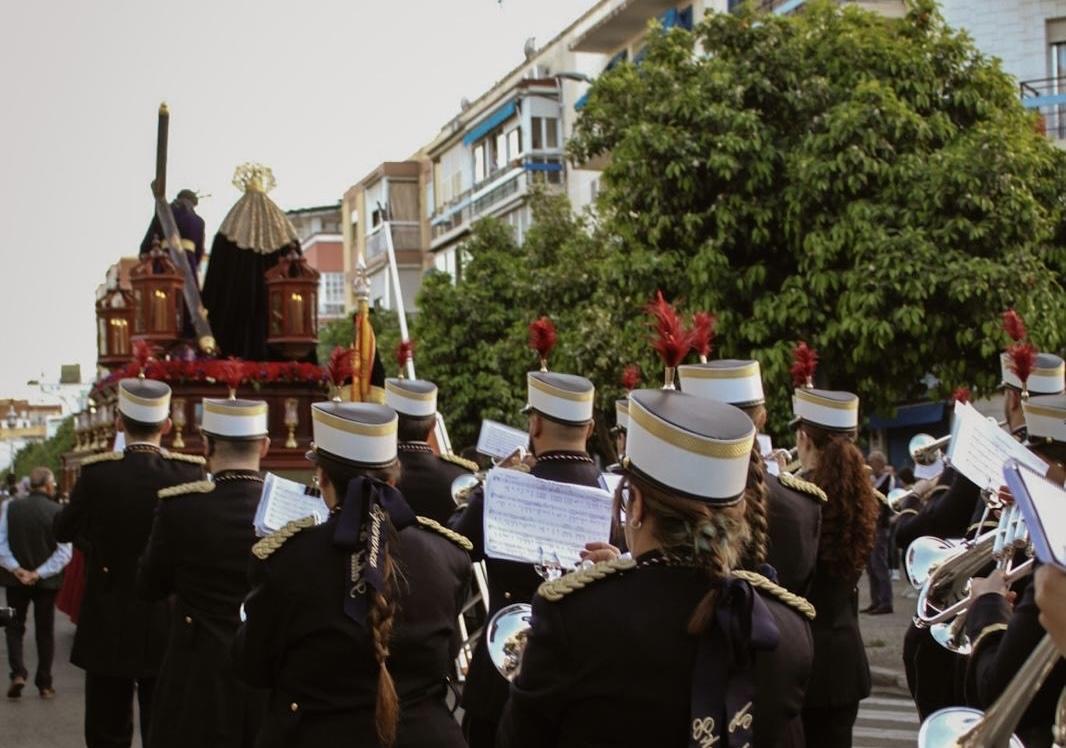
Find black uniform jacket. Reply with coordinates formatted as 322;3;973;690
803;562;871;708
765;473;823;597
895;468;982;551
396;442;474;525
965;575;1065;748
53;445;205;677
136;471;267;748
449;450;602;723
498;553;814;748
232;511;472;748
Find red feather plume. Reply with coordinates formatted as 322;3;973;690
1007;342;1037;388
950;386;972;405
647;291;695;368
395;340;414;373
621;364;641;391
528;316;557;369
327;346;353;387
209;358;246;395
1002;309;1027;343
691;312;716;361
790;342;818;388
131;339;156;373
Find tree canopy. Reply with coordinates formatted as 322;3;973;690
414;0;1066;450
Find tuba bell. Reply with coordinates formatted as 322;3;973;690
905;536;966;590
486;603;534;681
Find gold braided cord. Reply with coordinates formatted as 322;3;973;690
251;515;316;560
162;450;207;465
733;570;816;620
415;516;473;551
538;557;638;602
81;451;124;466
779;473;827;503
970;623;1009;657
897;508;919;518
441;453;479;472
158;480;215;499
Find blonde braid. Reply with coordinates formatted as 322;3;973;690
368;523;401;748
743;448;770;568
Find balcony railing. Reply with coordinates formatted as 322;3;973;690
366;221;422;260
1021;77;1066;141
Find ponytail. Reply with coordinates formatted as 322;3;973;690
742;448;769;569
804;425;878;579
368;526;400;748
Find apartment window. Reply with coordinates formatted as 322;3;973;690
495;131;508;171
1053;40;1066;138
508;127;521;159
319;272;346;316
474;144;487;183
545;119;559;148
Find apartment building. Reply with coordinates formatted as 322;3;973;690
341;161;429;311
286;204;346;326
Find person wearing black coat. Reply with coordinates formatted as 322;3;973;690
498;390;814;748
136;398;272;748
789;385;879;748
53;378;206;748
450;371;603;748
233;402;471;748
385;377;478;525
678;360;825;598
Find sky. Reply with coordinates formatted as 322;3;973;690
0;0;599;397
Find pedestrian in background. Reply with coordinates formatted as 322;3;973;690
863;450;895;615
0;467;71;699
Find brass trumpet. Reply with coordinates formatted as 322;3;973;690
918;633;1061;748
449;447;530;506
486;603;533;681
910;418;1009;466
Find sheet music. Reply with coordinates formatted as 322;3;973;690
756;434;780;476
1004;462;1066;570
483;468;613;566
476;419;530;459
947;402;1048;491
254;473;329;537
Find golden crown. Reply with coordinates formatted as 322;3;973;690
232;163;277;194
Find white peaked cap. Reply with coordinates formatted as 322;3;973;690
678;359;765;407
118;378;171;424
201;399;269;439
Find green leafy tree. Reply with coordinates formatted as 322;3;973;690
569;0;1066;435
3;417;75;486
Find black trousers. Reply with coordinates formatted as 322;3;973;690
802;702;860;748
4;584;57;689
867;526;893;610
84;671;156;748
462;712;498;748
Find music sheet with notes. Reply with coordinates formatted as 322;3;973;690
483;468;613;566
476;419;530;459
253;473;329;537
948;402;1048;491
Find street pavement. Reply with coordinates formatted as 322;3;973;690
5;574;920;748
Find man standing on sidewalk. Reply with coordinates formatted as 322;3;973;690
0;466;71;699
864;450;896;615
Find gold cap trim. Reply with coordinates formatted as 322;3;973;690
203;400;268;416
385;380;436;401
312;406;397;437
629;399;754;459
528;375;594;403
795;388;859;411
679;362;759;380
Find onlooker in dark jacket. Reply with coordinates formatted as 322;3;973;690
0;467;71;698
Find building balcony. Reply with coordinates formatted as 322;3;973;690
365;221;423;261
1021;78;1066;143
571;0;684;53
429;155;565;249
744;0;905;16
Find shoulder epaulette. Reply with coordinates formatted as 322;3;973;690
415;516;473;551
440;453;479;473
81;451;124;467
251;516;316;560
928;485;950;498
873;489;890;508
733;569;816;620
897;508;919;518
158;480;215;500
778;472;827;503
162;451;207;466
538;557;637;602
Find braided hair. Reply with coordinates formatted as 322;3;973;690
318;454;403;747
741;448;770;569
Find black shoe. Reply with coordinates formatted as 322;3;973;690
868;606;894;615
38;687;55;700
860;605;877;614
7;677;25;699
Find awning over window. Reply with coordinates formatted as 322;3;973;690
463;100;517;146
868;401;945;429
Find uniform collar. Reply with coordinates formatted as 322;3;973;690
534;449;594;465
213;469;263;483
397;441;433;455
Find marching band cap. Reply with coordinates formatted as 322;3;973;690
624;389;755;504
678;359;765;407
614;399;629;432
790;387;859;432
201;398;268;440
118;378;171;424
523;371;595;426
1000;352;1065;395
385;378;437;418
1022;395;1066;445
308;402;397;468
